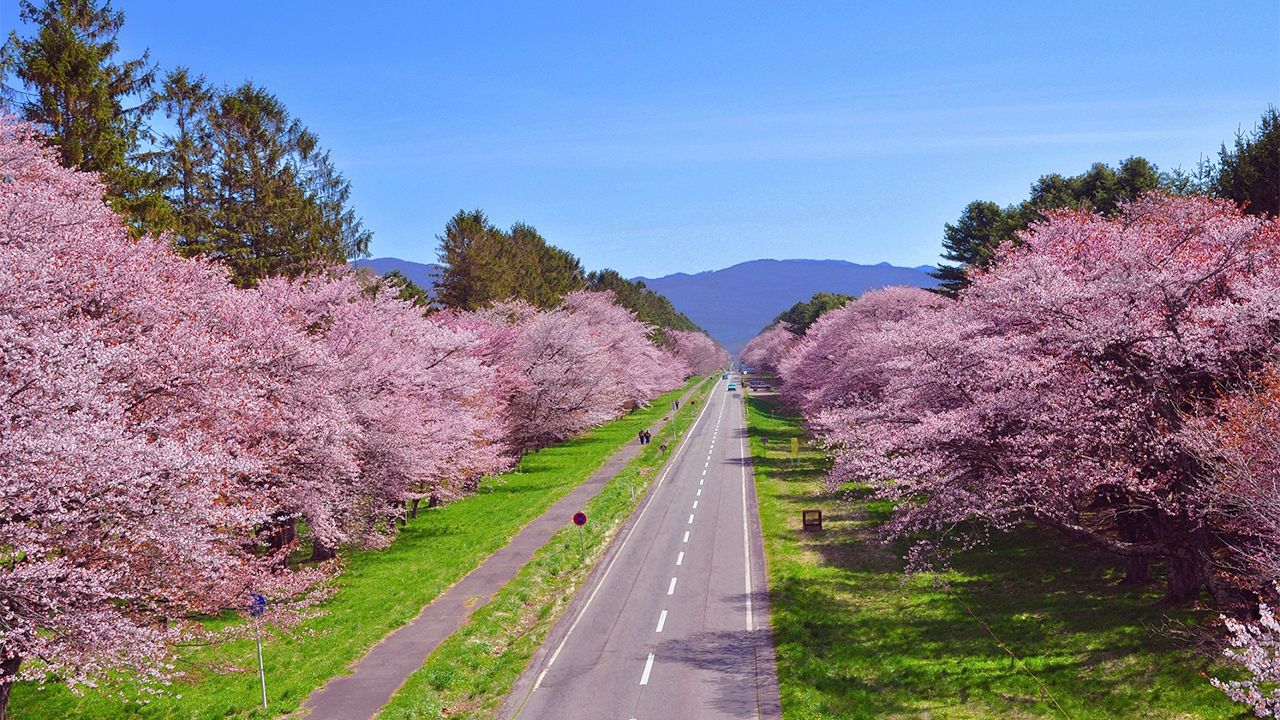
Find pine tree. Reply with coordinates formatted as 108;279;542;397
1216;106;1279;217
929;200;1008;298
203;82;371;285
152;67;216;254
1;0;168;233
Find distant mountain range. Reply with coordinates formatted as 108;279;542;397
351;257;442;291
635;259;937;354
352;256;937;355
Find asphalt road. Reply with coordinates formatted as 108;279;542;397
503;376;782;720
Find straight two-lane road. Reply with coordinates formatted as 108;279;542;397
503;376;781;720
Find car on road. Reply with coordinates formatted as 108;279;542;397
727;383;736;391
722;373;729;379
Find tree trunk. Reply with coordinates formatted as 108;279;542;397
309;539;337;562
1122;556;1152;586
1163;554;1203;605
410;498;420;518
0;655;21;720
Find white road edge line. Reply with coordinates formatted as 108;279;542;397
530;383;718;691
656;609;667;632
640;653;655;685
740;398;754;633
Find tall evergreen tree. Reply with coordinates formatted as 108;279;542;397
1215;106;1279;217
199;82;370;285
1;0;168;232
930;200;1009;297
435;211;585;309
151;67;216;254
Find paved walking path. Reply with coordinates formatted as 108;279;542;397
301;380;708;720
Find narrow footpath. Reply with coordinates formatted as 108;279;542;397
301;380;709;720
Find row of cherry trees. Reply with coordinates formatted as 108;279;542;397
746;195;1280;716
0;114;710;713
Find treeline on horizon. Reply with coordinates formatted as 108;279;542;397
0;0;702;341
930;107;1278;295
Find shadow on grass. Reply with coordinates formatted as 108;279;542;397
749;399;1241;719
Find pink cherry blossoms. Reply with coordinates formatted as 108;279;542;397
455;290;691;451
740;322;799;374
749;194;1280;715
670;329;730;376
0;112;701;709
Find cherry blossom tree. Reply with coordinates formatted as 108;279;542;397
740;322;799;374
0;113;328;716
778;288;948;417
247;273;511;559
1190;369;1280;715
458;291;685;451
813;195;1280;604
670;330;729;376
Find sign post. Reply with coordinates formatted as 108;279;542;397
573;511;588;562
248;594;268;710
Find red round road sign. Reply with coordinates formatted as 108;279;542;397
572;511;587;526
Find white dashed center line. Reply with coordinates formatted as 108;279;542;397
640;653;655;685
682;531;689;543
692;500;698;509
667;577;678;595
676;551;684;565
656;610;667;632
688;514;695;524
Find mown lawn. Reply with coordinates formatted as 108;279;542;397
375;377;716;719
745;395;1245;720
8;380;701;720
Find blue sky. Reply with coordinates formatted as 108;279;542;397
3;1;1276;277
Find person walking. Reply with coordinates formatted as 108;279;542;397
639;429;647;445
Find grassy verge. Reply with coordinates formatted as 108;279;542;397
8;380;702;720
373;377;716;719
745;394;1241;720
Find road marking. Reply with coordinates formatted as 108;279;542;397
697;488;702;496
667;577;678;595
682;531;689;543
688;514;695;524
656;610;667;632
740;410;754;633
530;386;715;691
676;551;684;565
699;478;703;486
640;653;655;685
702;469;707;476
704;461;709;468
693;500;698;509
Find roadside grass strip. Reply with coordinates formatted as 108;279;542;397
374;379;715;720
8;381;701;720
744;395;1239;720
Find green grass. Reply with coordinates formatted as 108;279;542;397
745;395;1244;720
373;378;716;720
8;380;702;720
